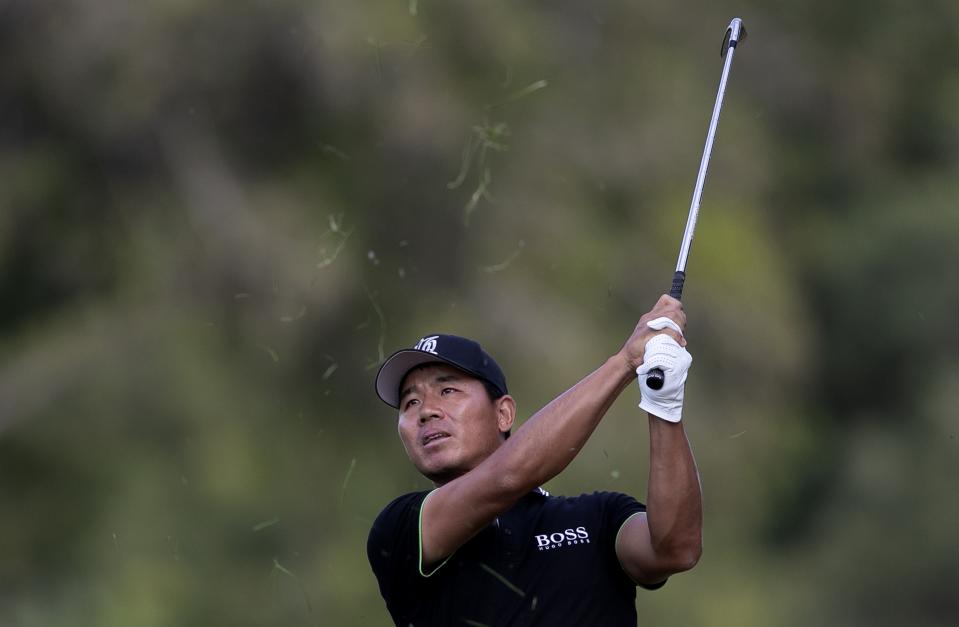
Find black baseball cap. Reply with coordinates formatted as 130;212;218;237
374;334;509;408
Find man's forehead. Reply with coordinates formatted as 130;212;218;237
400;363;473;392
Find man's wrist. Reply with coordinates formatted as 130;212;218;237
610;352;639;385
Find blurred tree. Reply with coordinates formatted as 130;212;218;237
1;1;957;626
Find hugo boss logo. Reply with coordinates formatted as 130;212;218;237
534;526;590;551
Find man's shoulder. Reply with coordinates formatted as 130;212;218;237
549;490;646;509
367;490;431;565
380;489;431;511
539;490;647;530
371;490;431;532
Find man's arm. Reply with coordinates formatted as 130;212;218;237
420;295;688;568
614;416;703;585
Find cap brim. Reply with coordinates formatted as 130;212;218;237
375;350;457;408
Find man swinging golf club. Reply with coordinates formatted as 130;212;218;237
367;16;746;625
367;295;701;626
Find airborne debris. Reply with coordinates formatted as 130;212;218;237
452;121;510;183
322;362;338;380
317;214;353;269
280;305;307;323
253;517;281;532
448;80;547;226
480;240;525;273
462;168;494;226
448;120;510;226
340;457;358;504
364;288;387;369
479;562;526;598
271;558;313;613
488;79;549;109
258;344;280;363
321;144;351;161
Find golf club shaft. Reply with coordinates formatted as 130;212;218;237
646;18;745;391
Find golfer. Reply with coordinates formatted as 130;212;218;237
368;295;702;626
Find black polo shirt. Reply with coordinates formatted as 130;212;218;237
367;488;661;626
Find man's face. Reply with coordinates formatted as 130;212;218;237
397;363;510;485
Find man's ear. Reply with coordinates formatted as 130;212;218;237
495;395;516;435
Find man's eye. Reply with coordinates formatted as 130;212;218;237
441;387;456;395
404;398;420;409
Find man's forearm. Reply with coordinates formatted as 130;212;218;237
645;416;703;567
492;354;635;492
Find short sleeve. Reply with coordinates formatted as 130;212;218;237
599;492;667;590
367;491;430;614
597;491;646;549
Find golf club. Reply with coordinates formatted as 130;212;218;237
646;17;747;391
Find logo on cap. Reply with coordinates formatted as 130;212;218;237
413;335;440;355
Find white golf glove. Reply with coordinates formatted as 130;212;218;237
636;317;693;423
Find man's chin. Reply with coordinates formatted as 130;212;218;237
418;460;467;486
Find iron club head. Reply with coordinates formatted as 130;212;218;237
721;18;747;57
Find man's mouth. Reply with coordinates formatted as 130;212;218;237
422;432;450;446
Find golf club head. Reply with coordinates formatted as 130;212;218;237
721;18;747;57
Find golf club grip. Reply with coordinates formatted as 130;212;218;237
645;271;687;390
669;270;686;300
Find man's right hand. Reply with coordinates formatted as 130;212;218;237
618;294;687;374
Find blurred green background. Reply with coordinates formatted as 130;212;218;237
2;1;958;625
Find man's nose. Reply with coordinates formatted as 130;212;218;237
418;399;443;423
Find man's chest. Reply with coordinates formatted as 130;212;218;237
404;495;638;626
454;498;612;585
